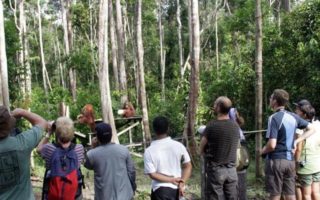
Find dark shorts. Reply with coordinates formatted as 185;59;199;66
151;187;179;200
265;159;295;196
205;164;238;200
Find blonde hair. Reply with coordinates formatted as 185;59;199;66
55;117;74;143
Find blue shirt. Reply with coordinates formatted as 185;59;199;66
266;109;309;160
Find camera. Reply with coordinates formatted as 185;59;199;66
298;160;306;168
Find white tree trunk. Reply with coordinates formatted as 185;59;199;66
0;0;9;108
98;0;118;143
115;0;128;104
38;0;52;97
157;0;165;100
109;0;119;91
135;0;151;145
176;0;184;79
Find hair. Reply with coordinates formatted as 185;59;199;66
153;116;169;135
272;89;289;106
300;104;315;120
55;117;75;144
97;127;112;144
214;96;232;114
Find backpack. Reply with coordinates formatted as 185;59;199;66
42;143;84;200
236;141;250;171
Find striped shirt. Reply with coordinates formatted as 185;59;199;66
41;143;84;168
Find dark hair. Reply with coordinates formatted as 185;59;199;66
272;89;289;106
153;116;169;135
96;123;112;144
300;104;315;120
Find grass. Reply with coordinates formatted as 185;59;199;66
32;152;267;199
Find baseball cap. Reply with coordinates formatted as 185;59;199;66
293;99;311;108
95;122;112;137
0;106;16;138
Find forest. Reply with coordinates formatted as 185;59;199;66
0;0;319;199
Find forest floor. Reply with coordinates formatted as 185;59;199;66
31;156;268;200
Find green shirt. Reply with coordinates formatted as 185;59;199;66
297;120;320;175
0;126;43;200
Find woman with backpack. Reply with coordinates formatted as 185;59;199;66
37;117;84;200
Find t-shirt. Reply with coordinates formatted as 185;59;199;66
40;143;84;168
297;120;320;175
266;109;309;160
203;119;239;165
84;143;135;200
0;126;43;200
144;137;191;191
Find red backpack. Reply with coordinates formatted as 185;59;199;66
42;143;83;200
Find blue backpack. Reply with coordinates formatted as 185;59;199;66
42;143;84;200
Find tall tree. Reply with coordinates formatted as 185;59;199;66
135;0;151;145
115;0;128;104
157;0;165;100
255;0;263;178
61;0;77;101
183;0;200;157
176;0;184;79
109;0;119;90
9;0;32;100
98;0;118;143
38;0;52;97
0;0;9;108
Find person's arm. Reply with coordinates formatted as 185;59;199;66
11;108;48;130
84;151;94;170
261;138;277;155
126;150;136;191
199;136;208;155
37;121;55;154
179;161;192;196
148;173;182;185
294;123;315;146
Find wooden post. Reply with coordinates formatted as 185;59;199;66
129;128;132;144
141;121;146;149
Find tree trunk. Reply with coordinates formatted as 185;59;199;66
157;0;165;100
183;0;200;158
0;0;9;108
38;0;52;97
115;0;128;104
19;0;31;100
135;0;151;146
61;0;76;101
255;0;263;178
109;0;119;91
215;0;219;75
176;0;184;79
98;0;119;143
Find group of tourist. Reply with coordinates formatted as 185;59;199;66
0;88;319;200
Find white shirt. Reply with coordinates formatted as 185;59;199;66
144;137;191;191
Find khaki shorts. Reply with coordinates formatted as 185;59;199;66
265;159;295;196
297;172;320;187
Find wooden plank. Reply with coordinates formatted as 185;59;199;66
74;131;86;138
117;122;140;137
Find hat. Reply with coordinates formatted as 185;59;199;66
0;106;16;138
95;122;112;137
293;99;311;108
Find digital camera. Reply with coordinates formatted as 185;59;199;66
298;160;306;168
